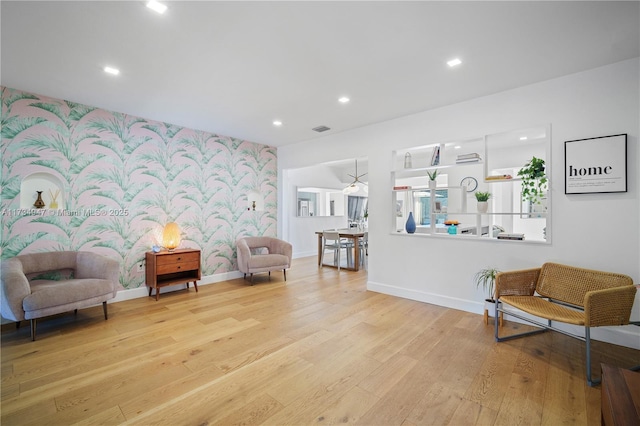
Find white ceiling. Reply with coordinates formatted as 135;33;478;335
2;1;639;148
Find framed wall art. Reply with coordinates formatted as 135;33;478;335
564;134;627;194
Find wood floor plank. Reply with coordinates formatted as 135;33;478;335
118;364;225;419
493;372;545;426
465;338;524;412
263;356;382;425
358;353;418;398
448;398;499;426
313;385;380;425
214;392;284;425
72;405;127;426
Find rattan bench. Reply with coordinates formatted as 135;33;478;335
494;262;637;386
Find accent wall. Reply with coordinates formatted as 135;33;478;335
1;87;277;292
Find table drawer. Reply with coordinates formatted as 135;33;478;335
157;260;199;275
156;251;200;266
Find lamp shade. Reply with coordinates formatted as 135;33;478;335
162;222;181;251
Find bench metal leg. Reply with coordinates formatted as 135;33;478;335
585;327;601;387
494;300;549;343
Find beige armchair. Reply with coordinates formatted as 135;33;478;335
236;236;292;284
0;251;119;340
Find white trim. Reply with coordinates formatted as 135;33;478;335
293;250;317;259
110;271;244;303
367;280;480;313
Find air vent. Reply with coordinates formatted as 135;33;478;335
312;125;331;133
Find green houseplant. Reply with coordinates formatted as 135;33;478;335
475;191;491;213
427;169;438;189
474;191;491;202
518;156;547;204
474;267;500;302
474;267;502;325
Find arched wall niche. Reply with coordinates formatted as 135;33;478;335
20;172;65;210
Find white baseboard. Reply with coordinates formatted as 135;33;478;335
110;270;244;303
367;280;640;350
293;250;316;259
366;280;482;315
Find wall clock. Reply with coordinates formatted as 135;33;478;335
460;176;478;192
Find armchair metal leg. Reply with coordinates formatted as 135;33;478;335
283;269;287;281
30;319;36;341
103;301;108;320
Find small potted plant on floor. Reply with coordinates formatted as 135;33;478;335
474;191;491;213
474;267;500;324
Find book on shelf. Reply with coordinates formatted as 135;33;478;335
497;232;525;240
430;145;440;166
456;153;481;160
486;174;513;180
456;157;481;164
393;185;411;190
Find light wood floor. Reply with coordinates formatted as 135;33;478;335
1;256;638;426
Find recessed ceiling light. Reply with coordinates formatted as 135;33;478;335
338;96;350;104
447;58;462;67
273;120;283;126
103;66;120;75
146;1;167;14
520;136;528;140
454;145;462;149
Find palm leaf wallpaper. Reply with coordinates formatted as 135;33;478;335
1;87;277;290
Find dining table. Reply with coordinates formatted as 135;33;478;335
315;228;366;272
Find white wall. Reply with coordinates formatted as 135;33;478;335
284;164;350;257
279;58;640;349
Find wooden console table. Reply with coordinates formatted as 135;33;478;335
601;363;640;426
145;248;201;301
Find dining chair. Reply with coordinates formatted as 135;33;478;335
321;230;349;271
358;231;368;265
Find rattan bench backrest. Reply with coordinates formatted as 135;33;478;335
536;262;633;307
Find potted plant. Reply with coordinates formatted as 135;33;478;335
427;169;438;189
518;156;547;204
474;191;491;213
474;267;501;325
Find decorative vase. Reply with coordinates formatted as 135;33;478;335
447;225;457;235
34;191;45;209
477;201;488;213
405;212;416;234
404;152;412;169
429;180;436;190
